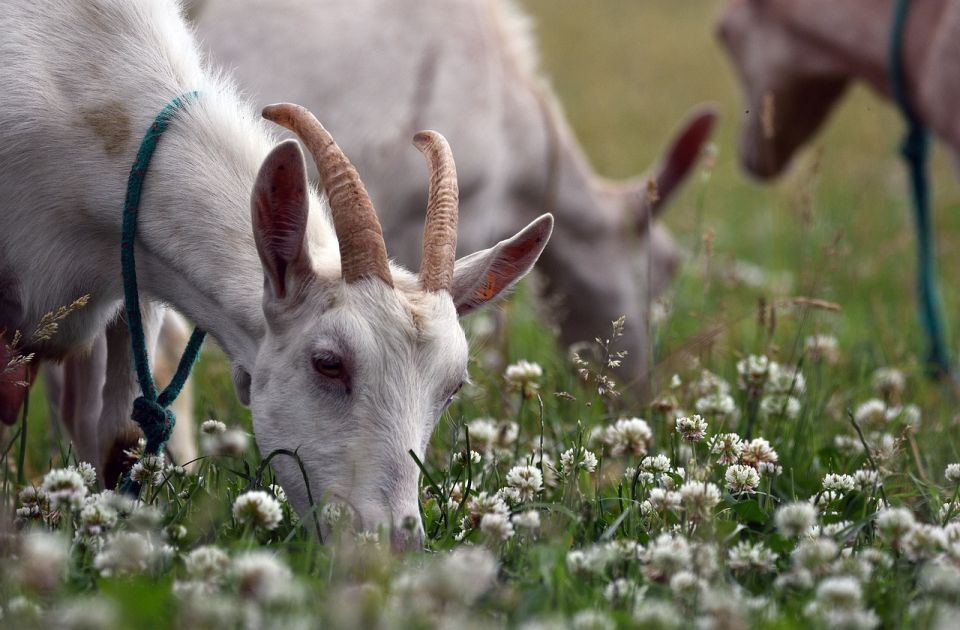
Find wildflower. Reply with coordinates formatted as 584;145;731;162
822;473;857;494
604;417;653;457
506;464;544;501
79;501;118;539
72;462;98;488
946;464;960;484
792;538;839;576
232;551;294;604
643;533;692;581
453;450;482;466
51;598;118;629
767;363;806;395
129;454;166;487
904;524;947;560
642;487;682;515
679;481;721;521
760;395;801;419
775;502;817;537
200;419;226;435
16;486;48;520
675;414;708;442
605;540;643;564
94;532;160;576
669;570;706;601
872;367;905;402
511;511;541;531
920;563;960;600
741;437;779;469
632;600;682;628
571;610;615;630
184;545;230;582
496;486;522;506
709;433;743;465
464;492;509;529
42;468;88;511
853;399;887;430
867;432;900;463
854;469;880;492
232;491;283;531
603;578;640;607
480;512;514;541
560;447;598;474
737;355;771;390
727;541;777;573
805;335;839;363
693;370;731;397
504;360;542;397
16;531;69;592
815;576;862;611
694;391;737;420
320;501;352;529
725;464;761;494
875;507;916;546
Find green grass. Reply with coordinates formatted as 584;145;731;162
5;1;960;628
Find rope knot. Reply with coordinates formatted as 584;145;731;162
131;396;175;454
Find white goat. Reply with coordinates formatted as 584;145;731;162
193;0;716;384
0;0;552;548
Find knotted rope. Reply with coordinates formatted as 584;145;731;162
120;93;206;494
889;0;951;377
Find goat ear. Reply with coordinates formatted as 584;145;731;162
251;140;312;301
629;104;717;230
451;214;553;317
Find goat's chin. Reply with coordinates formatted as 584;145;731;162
740;140;791;181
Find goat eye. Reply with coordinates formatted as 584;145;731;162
313;352;345;380
446;381;464;404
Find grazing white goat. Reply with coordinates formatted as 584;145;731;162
0;0;552;548
193;0;716;384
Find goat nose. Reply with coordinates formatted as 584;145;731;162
390;515;424;552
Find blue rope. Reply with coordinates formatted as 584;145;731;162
120;92;206;494
889;0;951;377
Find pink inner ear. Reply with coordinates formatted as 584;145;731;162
656;108;717;203
252;142;309;300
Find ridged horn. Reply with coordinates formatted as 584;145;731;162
262;103;392;287
413;131;459;292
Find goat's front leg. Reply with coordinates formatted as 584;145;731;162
47;333;108;467
99;303;164;488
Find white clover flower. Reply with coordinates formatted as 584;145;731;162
834;435;864;455
454;450;482;466
16;531;69;592
875;507;916;545
760;395;801;419
641;454;672;473
679;481;720;521
792;538;838;576
72;462;97;488
904;524;947;560
511;511;541;531
184;545;230;582
737;355;771;390
632;600;682;628
496;486;523;507
200;419;227;435
42;468;88;511
603;578;640;607
920;563;960;600
669;570;706;601
867;432;899;463
643;533;692;581
129;454;166;487
93;532;159;576
822;473;857;494
693;370;732;397
51;597;118;629
480;512;514;541
805;335;839;363
872;367;905;401
767;363;806;396
815;576;863;611
854;399;887;429
208;428;250;457
506;464;544;501
504;360;542;396
642;487;681;515
232;491;283;531
79;501;118;539
232;551;294;604
725;464;761;494
571;610;615;630
605;540;643;564
853;469;880;492
465;417;497;451
467;491;510;525
946;464;960;485
320;501;351;528
817;521;853;539
560;448;598;474
775;502;817;538
604;417;653;457
675;415;708;442
566;546;611;576
741;437;779;469
708;433;743;465
727;540;777;573
694;392;737;420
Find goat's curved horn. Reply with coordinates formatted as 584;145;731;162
262;103;392;287
413;131;458;292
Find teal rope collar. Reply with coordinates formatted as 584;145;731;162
120;92;206;494
889;0;951;376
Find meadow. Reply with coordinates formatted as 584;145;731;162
4;1;960;628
